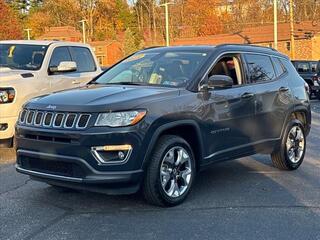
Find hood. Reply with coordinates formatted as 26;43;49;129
26;84;180;112
0;68;36;83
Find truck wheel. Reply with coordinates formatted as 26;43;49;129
143;135;195;207
271;119;306;170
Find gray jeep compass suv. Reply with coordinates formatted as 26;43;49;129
16;45;311;206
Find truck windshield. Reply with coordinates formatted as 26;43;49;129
0;44;48;71
94;51;210;88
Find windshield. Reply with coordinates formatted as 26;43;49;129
94;51;210;88
0;44;48;70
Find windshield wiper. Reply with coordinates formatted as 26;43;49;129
104;82;149;86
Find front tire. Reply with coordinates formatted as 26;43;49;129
271;119;306;170
143;135;195;207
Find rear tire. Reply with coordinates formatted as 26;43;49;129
143;135;195;207
271;119;306;170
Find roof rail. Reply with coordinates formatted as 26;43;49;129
142;46;163;50
216;43;278;52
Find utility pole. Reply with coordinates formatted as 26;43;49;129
79;20;87;44
289;0;295;59
160;2;174;46
24;29;31;40
273;0;278;50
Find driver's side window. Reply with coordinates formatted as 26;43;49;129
49;47;72;74
210;54;243;86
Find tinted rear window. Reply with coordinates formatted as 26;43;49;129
272;57;287;77
245;54;276;83
296;62;310;73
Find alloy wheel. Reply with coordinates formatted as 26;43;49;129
286;126;305;163
159;146;192;198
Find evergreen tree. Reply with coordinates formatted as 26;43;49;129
123;28;139;56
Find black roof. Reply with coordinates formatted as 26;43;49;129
140;44;288;59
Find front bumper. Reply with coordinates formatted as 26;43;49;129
16;150;144;194
15;125;148;194
0;115;17;140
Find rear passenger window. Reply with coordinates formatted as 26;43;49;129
69;47;96;72
272;57;286;77
245;54;276;83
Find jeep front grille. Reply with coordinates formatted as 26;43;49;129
19;109;91;130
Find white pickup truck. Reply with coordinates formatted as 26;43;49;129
0;40;102;148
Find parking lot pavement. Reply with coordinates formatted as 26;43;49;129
1;101;320;240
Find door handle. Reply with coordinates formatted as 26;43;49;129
279;87;289;92
241;92;255;99
72;80;81;84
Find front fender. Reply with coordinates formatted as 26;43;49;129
140;118;204;170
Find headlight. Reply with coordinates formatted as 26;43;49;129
0;88;15;104
95;110;146;127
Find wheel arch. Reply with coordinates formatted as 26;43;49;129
141;120;204;172
281;105;311;138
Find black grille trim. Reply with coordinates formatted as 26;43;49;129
53;113;64;128
34;112;44;126
19;156;86;178
43;112;53;127
76;114;91;129
26;111;35;125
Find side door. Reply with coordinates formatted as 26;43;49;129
202;53;258;162
48;46;82;91
244;53;291;142
68;46;98;86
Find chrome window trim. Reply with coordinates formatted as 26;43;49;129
75;114;91;129
198;50;289;91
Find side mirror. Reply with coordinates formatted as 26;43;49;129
201;75;233;90
49;61;77;74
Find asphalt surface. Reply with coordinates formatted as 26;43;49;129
1;101;320;240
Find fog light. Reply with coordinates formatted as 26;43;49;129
0;123;8;131
91;145;132;165
118;151;125;160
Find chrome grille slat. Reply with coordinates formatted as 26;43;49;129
26;111;35;125
76;114;91;129
64;114;77;128
34;112;44;126
43;112;54;127
19;109;28;123
19;109;91;130
53;113;65;128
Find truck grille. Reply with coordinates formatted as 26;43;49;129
19;109;91;130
